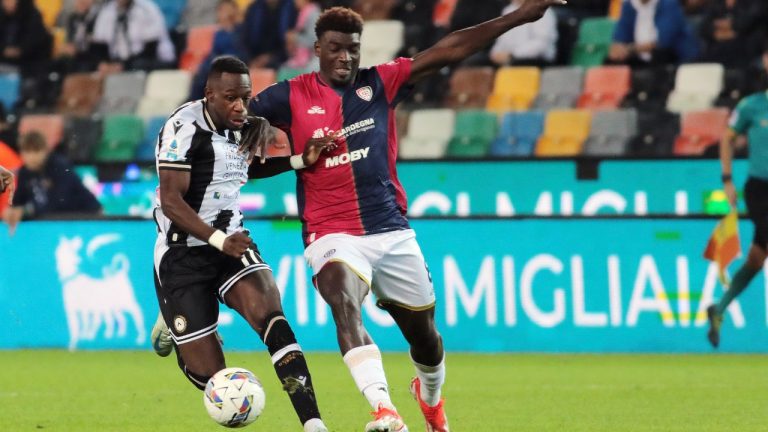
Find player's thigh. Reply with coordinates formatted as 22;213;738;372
371;231;435;311
305;234;373;309
744;178;768;251
224;269;284;334
155;246;221;346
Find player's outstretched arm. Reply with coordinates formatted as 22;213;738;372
409;0;566;83
248;133;337;179
159;170;251;257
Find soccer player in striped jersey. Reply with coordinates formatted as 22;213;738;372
245;2;565;431
150;56;333;432
707;42;768;348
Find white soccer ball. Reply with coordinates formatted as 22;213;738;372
203;367;266;428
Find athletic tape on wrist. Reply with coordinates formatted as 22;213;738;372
208;230;228;251
290;154;306;170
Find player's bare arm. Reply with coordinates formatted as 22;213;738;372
0;164;15;205
159;169;251;258
409;0;567;83
247;132;337;179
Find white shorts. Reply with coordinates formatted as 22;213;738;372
304;229;435;310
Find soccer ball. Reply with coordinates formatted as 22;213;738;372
203;367;266;428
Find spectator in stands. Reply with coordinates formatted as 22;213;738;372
2;131;101;235
608;0;699;66
283;0;321;71
189;0;249;99
699;0;767;67
0;0;53;75
0;164;14;203
242;0;297;69
59;0;102;72
90;0;176;73
490;0;558;66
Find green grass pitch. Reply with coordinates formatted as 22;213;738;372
1;351;766;431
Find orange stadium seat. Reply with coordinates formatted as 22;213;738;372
445;67;495;110
577;66;631;109
486;67;541;113
673;108;730;156
18;114;65;149
56;73;103;116
250;68;277;96
34;0;62;28
234;0;253;10
179;25;217;72
535;109;592;157
608;0;622;19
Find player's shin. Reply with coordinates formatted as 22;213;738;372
259;312;324;427
343;344;395;410
175;351;211;390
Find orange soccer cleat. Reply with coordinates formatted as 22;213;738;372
365;403;409;432
410;377;449;432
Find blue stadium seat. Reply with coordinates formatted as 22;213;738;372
136;116;167;162
490;111;545;157
0;73;20;111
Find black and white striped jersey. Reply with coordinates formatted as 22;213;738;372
153;99;248;248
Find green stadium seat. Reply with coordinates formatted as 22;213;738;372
446;110;497;158
571;18;615;67
95;114;145;162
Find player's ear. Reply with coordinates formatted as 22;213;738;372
204;84;213;101
314;40;321;58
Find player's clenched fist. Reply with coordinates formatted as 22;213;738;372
517;0;567;23
221;231;253;258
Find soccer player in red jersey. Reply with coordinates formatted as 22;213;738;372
248;2;565;430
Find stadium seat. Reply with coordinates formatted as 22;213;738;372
715;68;750;110
51;27;67;58
353;0;397;20
673;108;730;156
98;71;147;114
445;67;495;110
490;110;545;157
250;67;277;96
622;65;676;110
628;109;678;156
576;66;631;109
583;109;637;156
399;109;455;159
56;73;103;116
535;109;591;157
34;0;62;28
95;115;145;162
136;70;191;117
360;20;404;67
63;116;103;163
486;67;540;113
0;73;20;112
533;66;584;110
571;17;615;67
608;0;622;19
666;63;724;113
136;116;167;162
446;110;497;158
179;25;217;72
155;0;187;29
18;114;65;149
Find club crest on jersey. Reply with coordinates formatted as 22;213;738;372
356;86;373;101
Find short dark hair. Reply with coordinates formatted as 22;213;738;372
19;131;47;152
315;7;363;39
208;55;249;81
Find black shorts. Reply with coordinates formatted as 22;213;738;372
154;244;269;346
744;177;768;249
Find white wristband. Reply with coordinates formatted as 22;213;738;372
208;230;228;251
290;154;306;170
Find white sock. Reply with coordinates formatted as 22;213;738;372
343;344;393;410
412;354;445;407
303;418;327;432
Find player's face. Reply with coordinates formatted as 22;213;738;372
316;31;361;87
205;72;251;130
